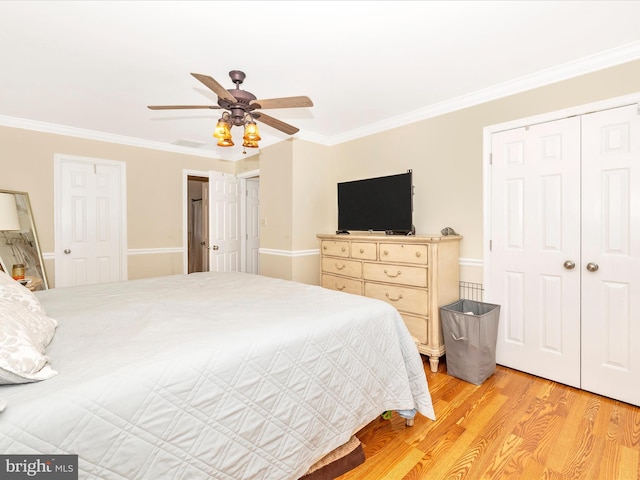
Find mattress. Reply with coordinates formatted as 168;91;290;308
0;272;434;479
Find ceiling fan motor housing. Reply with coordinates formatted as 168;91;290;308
230;107;248;125
218;73;258;125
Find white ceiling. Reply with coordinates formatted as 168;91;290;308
2;1;640;161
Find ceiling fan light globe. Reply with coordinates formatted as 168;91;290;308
213;119;231;139
242;139;259;148
217;137;234;147
243;121;261;141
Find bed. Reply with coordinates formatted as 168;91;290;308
0;270;435;479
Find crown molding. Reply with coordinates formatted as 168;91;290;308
0;114;268;161
312;40;640;146
2;41;640;154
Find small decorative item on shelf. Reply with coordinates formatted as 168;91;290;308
12;263;25;280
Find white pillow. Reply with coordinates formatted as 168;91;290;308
0;283;58;385
0;269;47;316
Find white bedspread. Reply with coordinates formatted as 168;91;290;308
0;272;434;479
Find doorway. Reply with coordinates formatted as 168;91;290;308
187;176;209;273
184;169;260;275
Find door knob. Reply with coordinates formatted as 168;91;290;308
586;262;599;272
211;245;219;251
64;249;71;254
563;260;575;270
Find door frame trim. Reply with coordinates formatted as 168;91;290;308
482;92;640;301
237;169;260;273
53;153;128;286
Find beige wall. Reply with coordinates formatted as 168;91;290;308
257;139;293;253
318;59;640;283
234;154;260;176
259;59;640;286
291;140;333;251
0;126;236;285
3;59;640;288
290;140;332;284
257;139;330;284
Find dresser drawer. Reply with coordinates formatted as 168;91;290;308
322;257;362;278
321;240;350;258
351;242;377;260
363;262;427;287
401;313;428;345
379;243;428;265
364;283;429;316
322;274;362;295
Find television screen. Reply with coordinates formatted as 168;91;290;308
337;171;413;233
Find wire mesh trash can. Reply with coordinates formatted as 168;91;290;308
440;299;500;385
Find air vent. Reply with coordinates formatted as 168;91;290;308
172;138;207;148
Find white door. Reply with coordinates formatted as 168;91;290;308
490;117;582;387
209;171;240;272
56;157;126;287
581;105;640;405
245;178;260;274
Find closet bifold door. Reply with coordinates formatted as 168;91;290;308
580;104;640;407
489;117;582;388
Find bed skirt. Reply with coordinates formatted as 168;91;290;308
299;436;365;480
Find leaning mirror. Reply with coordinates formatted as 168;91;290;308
0;190;49;290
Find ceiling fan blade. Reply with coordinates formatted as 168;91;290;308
191;73;237;103
254;112;299;135
147;105;222;110
250;96;313;109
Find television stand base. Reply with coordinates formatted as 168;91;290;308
335;230;350;235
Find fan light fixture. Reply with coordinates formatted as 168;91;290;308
148;70;313;150
213;112;261;148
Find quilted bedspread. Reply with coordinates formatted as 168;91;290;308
0;272;434;479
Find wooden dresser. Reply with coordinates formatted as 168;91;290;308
317;233;461;371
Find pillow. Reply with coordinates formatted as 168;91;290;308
0;269;47;316
0;294;58;385
0;296;57;348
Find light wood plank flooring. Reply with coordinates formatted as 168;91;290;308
338;357;640;480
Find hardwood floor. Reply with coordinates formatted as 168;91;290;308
338;357;640;480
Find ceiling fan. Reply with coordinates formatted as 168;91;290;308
148;70;313;148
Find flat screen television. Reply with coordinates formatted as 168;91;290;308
337;170;413;234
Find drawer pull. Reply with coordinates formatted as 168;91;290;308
335;263;346;270
323;245;327;250
384;269;402;278
341;247;346;252
416;251;421;258
385;293;404;301
383;250;389;256
336;284;346;291
360;248;364;253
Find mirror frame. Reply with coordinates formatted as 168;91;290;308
0;189;49;290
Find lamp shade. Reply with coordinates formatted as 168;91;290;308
0;193;20;231
213;119;232;139
243;121;261;142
